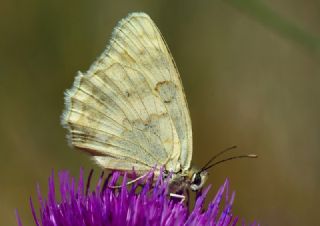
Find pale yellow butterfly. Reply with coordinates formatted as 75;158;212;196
62;12;256;193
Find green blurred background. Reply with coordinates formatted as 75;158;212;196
1;0;319;225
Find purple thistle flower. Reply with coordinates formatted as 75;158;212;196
16;169;258;226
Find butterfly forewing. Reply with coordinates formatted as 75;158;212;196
62;12;193;173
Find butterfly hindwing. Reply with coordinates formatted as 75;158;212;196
62;12;193;173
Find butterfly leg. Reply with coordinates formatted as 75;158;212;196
108;173;148;189
169;193;185;202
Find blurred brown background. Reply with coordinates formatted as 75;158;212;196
1;0;319;225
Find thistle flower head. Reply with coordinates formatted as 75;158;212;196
16;169;258;226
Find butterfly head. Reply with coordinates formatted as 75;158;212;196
190;170;208;191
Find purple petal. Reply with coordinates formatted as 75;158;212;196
18;169;257;226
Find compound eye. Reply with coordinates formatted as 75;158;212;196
193;173;202;186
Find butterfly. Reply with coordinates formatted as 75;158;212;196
62;12;256;194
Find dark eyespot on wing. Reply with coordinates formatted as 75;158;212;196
155;80;177;104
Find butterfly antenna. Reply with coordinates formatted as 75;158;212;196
200;145;238;171
201;154;258;172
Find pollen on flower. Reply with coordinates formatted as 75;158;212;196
16;168;258;226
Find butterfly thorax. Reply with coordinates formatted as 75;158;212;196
166;166;208;192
